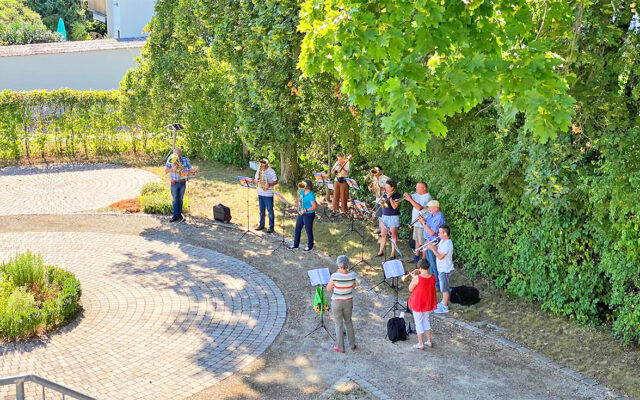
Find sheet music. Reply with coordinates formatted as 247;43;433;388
249;161;259;171
237;176;255;188
274;192;292;206
307;268;331;287
382;259;405;279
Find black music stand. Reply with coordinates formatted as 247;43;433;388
315;173;337;221
339;179;363;239
305;268;334;340
380;259;409;318
271;192;292;254
351;201;373;270
238;176;260;240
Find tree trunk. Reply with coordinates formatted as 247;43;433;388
279;141;298;186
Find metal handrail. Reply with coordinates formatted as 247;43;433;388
0;374;96;400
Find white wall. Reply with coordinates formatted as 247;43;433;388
118;0;155;39
0;48;142;91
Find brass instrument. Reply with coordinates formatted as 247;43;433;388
408;209;429;227
401;269;419;283
380;191;407;209
296;181;308;214
168;153;184;175
257;159;269;191
333;154;353;179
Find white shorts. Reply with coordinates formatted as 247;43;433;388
380;215;400;229
412;311;432;334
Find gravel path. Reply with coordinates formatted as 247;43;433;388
0;214;613;400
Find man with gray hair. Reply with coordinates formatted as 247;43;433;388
327;255;357;353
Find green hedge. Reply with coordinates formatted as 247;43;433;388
0;251;81;340
139;182;188;215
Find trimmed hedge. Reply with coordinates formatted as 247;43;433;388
139;182;188;215
0;251;81;341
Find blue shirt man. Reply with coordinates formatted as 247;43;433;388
419;200;446;288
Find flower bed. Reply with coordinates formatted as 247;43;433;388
0;251;81;341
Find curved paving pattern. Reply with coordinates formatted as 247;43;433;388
0;232;286;400
0;163;159;215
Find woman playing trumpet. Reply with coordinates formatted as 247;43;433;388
377;179;402;258
288;179;317;253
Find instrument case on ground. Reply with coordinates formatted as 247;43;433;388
213;204;232;223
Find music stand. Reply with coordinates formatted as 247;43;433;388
380;259;409;318
271;192;292;254
238;176;260;240
314;172;337;221
305;268;334;340
183;168;198;224
351;200;373;270
249;161;260;171
377;217;403;260
338;178;363;239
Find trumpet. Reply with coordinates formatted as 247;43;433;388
380;191;409;208
401;269;419;282
408;209;429;227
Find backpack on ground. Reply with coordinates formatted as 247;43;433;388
386;317;408;343
450;285;480;306
213;204;232;223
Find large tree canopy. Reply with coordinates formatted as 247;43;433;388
298;0;577;153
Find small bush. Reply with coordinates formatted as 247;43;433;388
70;21;89;41
140;189;188;215
3;250;47;288
0;21;62;45
140;181;165;196
0;251;81;341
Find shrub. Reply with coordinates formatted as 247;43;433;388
0;251;81;341
3;250;47;288
0;0;61;45
140;188;188;215
140;181;165;196
0;287;43;340
70;21;89;41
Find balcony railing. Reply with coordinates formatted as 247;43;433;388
0;374;96;400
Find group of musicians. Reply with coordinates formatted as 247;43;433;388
165;150;448;282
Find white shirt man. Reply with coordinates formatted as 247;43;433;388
253;160;278;232
404;182;432;247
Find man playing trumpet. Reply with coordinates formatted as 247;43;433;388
404;182;432;261
254;158;278;233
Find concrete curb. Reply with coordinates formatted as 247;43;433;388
320;372;393;400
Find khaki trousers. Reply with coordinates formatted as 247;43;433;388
332;181;349;212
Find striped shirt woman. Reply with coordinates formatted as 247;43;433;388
327;255;357;353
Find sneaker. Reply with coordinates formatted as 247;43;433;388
169;216;179;222
287;244;299;250
255;225;265;231
303;247;312;253
412;343;424;350
175;215;185;223
434;304;449;314
425;341;433;348
266;228;274;234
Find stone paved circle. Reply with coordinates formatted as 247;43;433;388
0;232;286;400
0;163;160;215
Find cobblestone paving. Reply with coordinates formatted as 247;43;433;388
0;232;286;400
0;164;159;215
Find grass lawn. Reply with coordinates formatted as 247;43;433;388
135;158;640;398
